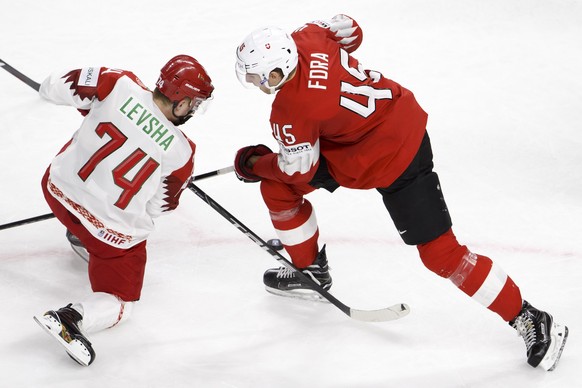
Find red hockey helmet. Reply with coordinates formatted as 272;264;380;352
156;55;214;102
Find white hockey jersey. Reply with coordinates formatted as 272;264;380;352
40;67;196;248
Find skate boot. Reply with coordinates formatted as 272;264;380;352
66;230;88;263
34;304;95;366
263;244;332;300
510;300;568;371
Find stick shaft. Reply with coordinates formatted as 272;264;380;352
0;167;234;231
0;58;41;91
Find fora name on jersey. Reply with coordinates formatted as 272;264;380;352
119;96;175;151
308;53;329;90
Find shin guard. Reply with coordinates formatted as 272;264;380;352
270;200;319;268
74;292;133;333
418;230;522;321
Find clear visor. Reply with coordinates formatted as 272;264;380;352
235;59;268;89
188;95;213;115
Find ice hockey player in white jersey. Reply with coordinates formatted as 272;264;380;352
33;55;214;366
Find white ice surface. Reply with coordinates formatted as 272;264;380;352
1;1;581;387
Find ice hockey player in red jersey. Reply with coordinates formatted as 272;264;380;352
233;15;568;371
33;55;214;366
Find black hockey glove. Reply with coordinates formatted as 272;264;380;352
234;144;273;183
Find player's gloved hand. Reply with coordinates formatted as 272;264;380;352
329;14;363;53
234;144;273;183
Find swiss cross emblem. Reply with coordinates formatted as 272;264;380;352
265;43;271;49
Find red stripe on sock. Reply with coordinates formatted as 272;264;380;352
488;276;523;321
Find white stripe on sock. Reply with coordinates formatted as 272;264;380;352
471;262;508;307
274;209;318;246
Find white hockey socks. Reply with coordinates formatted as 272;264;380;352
73;292;133;333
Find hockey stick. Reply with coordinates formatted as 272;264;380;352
193;165;234;181
187;182;410;322
0;58;40;91
0;166;235;231
0;212;55;231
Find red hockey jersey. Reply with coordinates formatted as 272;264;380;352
253;22;428;189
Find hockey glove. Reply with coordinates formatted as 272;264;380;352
234;144;273;183
329;14;363;53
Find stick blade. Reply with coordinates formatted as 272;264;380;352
349;303;410;322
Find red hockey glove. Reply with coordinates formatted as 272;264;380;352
329;14;363;53
234;144;273;183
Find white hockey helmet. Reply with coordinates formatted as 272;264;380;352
235;26;298;93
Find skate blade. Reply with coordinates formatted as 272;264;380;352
33;315;92;366
541;323;569;371
265;286;330;303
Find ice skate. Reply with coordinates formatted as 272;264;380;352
34;304;95;366
510;300;568;371
263;244;332;301
66;230;88;263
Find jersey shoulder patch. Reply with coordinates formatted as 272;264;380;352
77;67;100;88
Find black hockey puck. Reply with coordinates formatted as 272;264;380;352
266;238;284;251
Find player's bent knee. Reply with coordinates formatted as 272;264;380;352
417;229;468;278
381;172;452;245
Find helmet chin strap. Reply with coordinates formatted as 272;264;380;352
261;67;296;94
172;101;193;126
175;114;193;125
262;74;288;94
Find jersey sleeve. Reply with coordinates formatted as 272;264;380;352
39;67;148;113
252;118;320;185
301;15;363;53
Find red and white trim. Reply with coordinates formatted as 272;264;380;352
274;209;318;246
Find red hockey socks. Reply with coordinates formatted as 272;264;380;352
270;199;319;268
418;229;522;321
